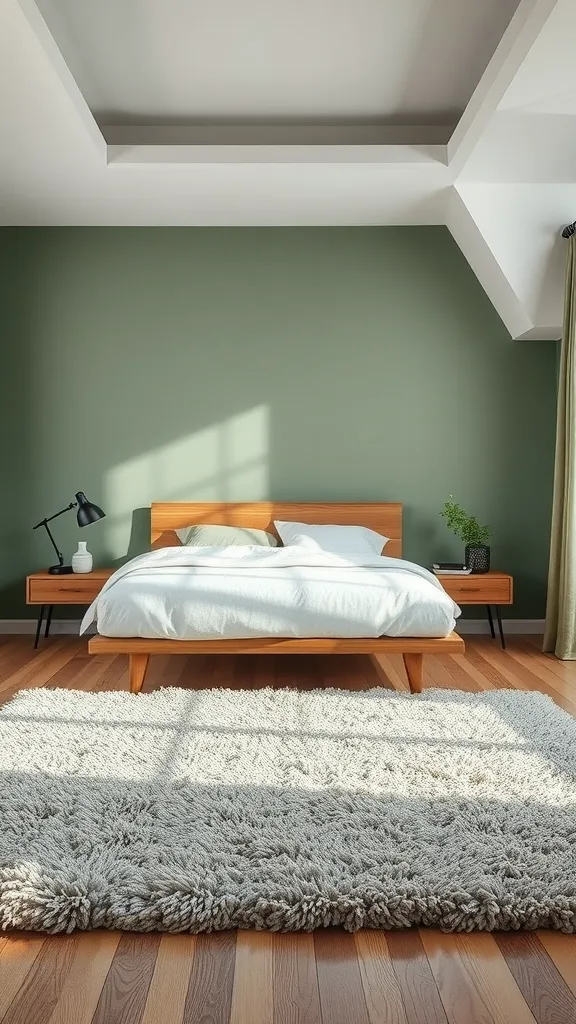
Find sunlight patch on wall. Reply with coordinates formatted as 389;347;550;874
105;406;269;557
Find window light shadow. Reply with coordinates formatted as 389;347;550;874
104;406;269;559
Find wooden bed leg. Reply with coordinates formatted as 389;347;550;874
403;653;423;693
129;653;149;694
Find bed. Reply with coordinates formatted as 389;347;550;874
86;502;464;693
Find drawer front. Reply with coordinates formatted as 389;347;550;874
442;578;512;604
27;577;104;604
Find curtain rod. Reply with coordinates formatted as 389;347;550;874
562;223;576;238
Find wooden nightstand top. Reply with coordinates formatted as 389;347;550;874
436;571;513;605
27;569;114;582
26;569;114;605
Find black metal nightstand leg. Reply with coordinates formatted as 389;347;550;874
495;605;506;649
486;605;496;639
44;605;54;639
34;605;45;649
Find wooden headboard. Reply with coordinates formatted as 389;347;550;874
151;502;402;557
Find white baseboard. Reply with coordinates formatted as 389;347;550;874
0;620;94;635
0;618;545;636
457;619;544;634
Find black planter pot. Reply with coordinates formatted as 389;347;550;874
465;544;490;574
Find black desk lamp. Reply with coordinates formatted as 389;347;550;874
33;491;106;574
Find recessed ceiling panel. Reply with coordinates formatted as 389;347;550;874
36;0;520;126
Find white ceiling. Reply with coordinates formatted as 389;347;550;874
1;0;575;341
35;0;519;127
498;0;575;113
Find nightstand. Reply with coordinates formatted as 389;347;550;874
437;571;513;649
26;569;114;648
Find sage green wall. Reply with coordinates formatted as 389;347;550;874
0;227;557;619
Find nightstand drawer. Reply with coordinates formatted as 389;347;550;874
27;574;110;604
440;576;512;605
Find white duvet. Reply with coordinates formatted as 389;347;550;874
80;546;460;640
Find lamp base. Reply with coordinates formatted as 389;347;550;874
48;564;74;575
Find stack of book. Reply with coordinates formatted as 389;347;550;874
432;562;472;576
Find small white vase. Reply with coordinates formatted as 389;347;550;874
72;540;93;573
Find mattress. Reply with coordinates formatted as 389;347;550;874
80;546;460;640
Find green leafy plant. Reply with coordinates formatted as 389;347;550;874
440;496;491;546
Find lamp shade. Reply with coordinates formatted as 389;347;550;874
75;491;106;527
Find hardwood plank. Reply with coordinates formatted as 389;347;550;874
419;930;536;1024
0;640;38;677
1;934;79;1024
537;931;576;999
141;935;196;1024
527;642;576;692
386;929;448;1024
182;654;228;691
460;642;514;690
506;645;576;708
182;931;236;1024
314;929;370;1024
455;932;538;1024
140;655;171;692
350;654;387;689
354;930;407;1024
0;934;46;1020
319;654;372;692
91;933;160;1024
205;655;231;686
474;639;559;694
365;654;396;689
471;643;576;715
272;932;321;1024
494;932;576;1024
230;931;273;1024
32;649;106;693
69;655;118;691
273;654;303;692
0;641;78;701
375;653;411;691
92;654;131;692
234;653;282;691
246;654;276;690
348;653;388;690
142;653;200;693
424;655;475;691
451;653;499;691
46;931;120;1024
522;638;576;682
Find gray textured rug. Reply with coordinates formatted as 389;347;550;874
1;684;576;934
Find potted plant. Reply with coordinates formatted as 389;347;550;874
440;496;492;574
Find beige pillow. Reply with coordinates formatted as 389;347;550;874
175;524;278;548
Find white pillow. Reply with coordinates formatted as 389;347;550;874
274;521;388;555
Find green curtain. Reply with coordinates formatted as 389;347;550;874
544;233;576;658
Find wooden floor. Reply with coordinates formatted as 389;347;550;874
1;633;576;1024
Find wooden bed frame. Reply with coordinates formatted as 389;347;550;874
88;502;464;693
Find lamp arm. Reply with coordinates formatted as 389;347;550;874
32;502;77;569
32;502;76;530
41;521;64;566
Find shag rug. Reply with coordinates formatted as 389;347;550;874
1;685;576;934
